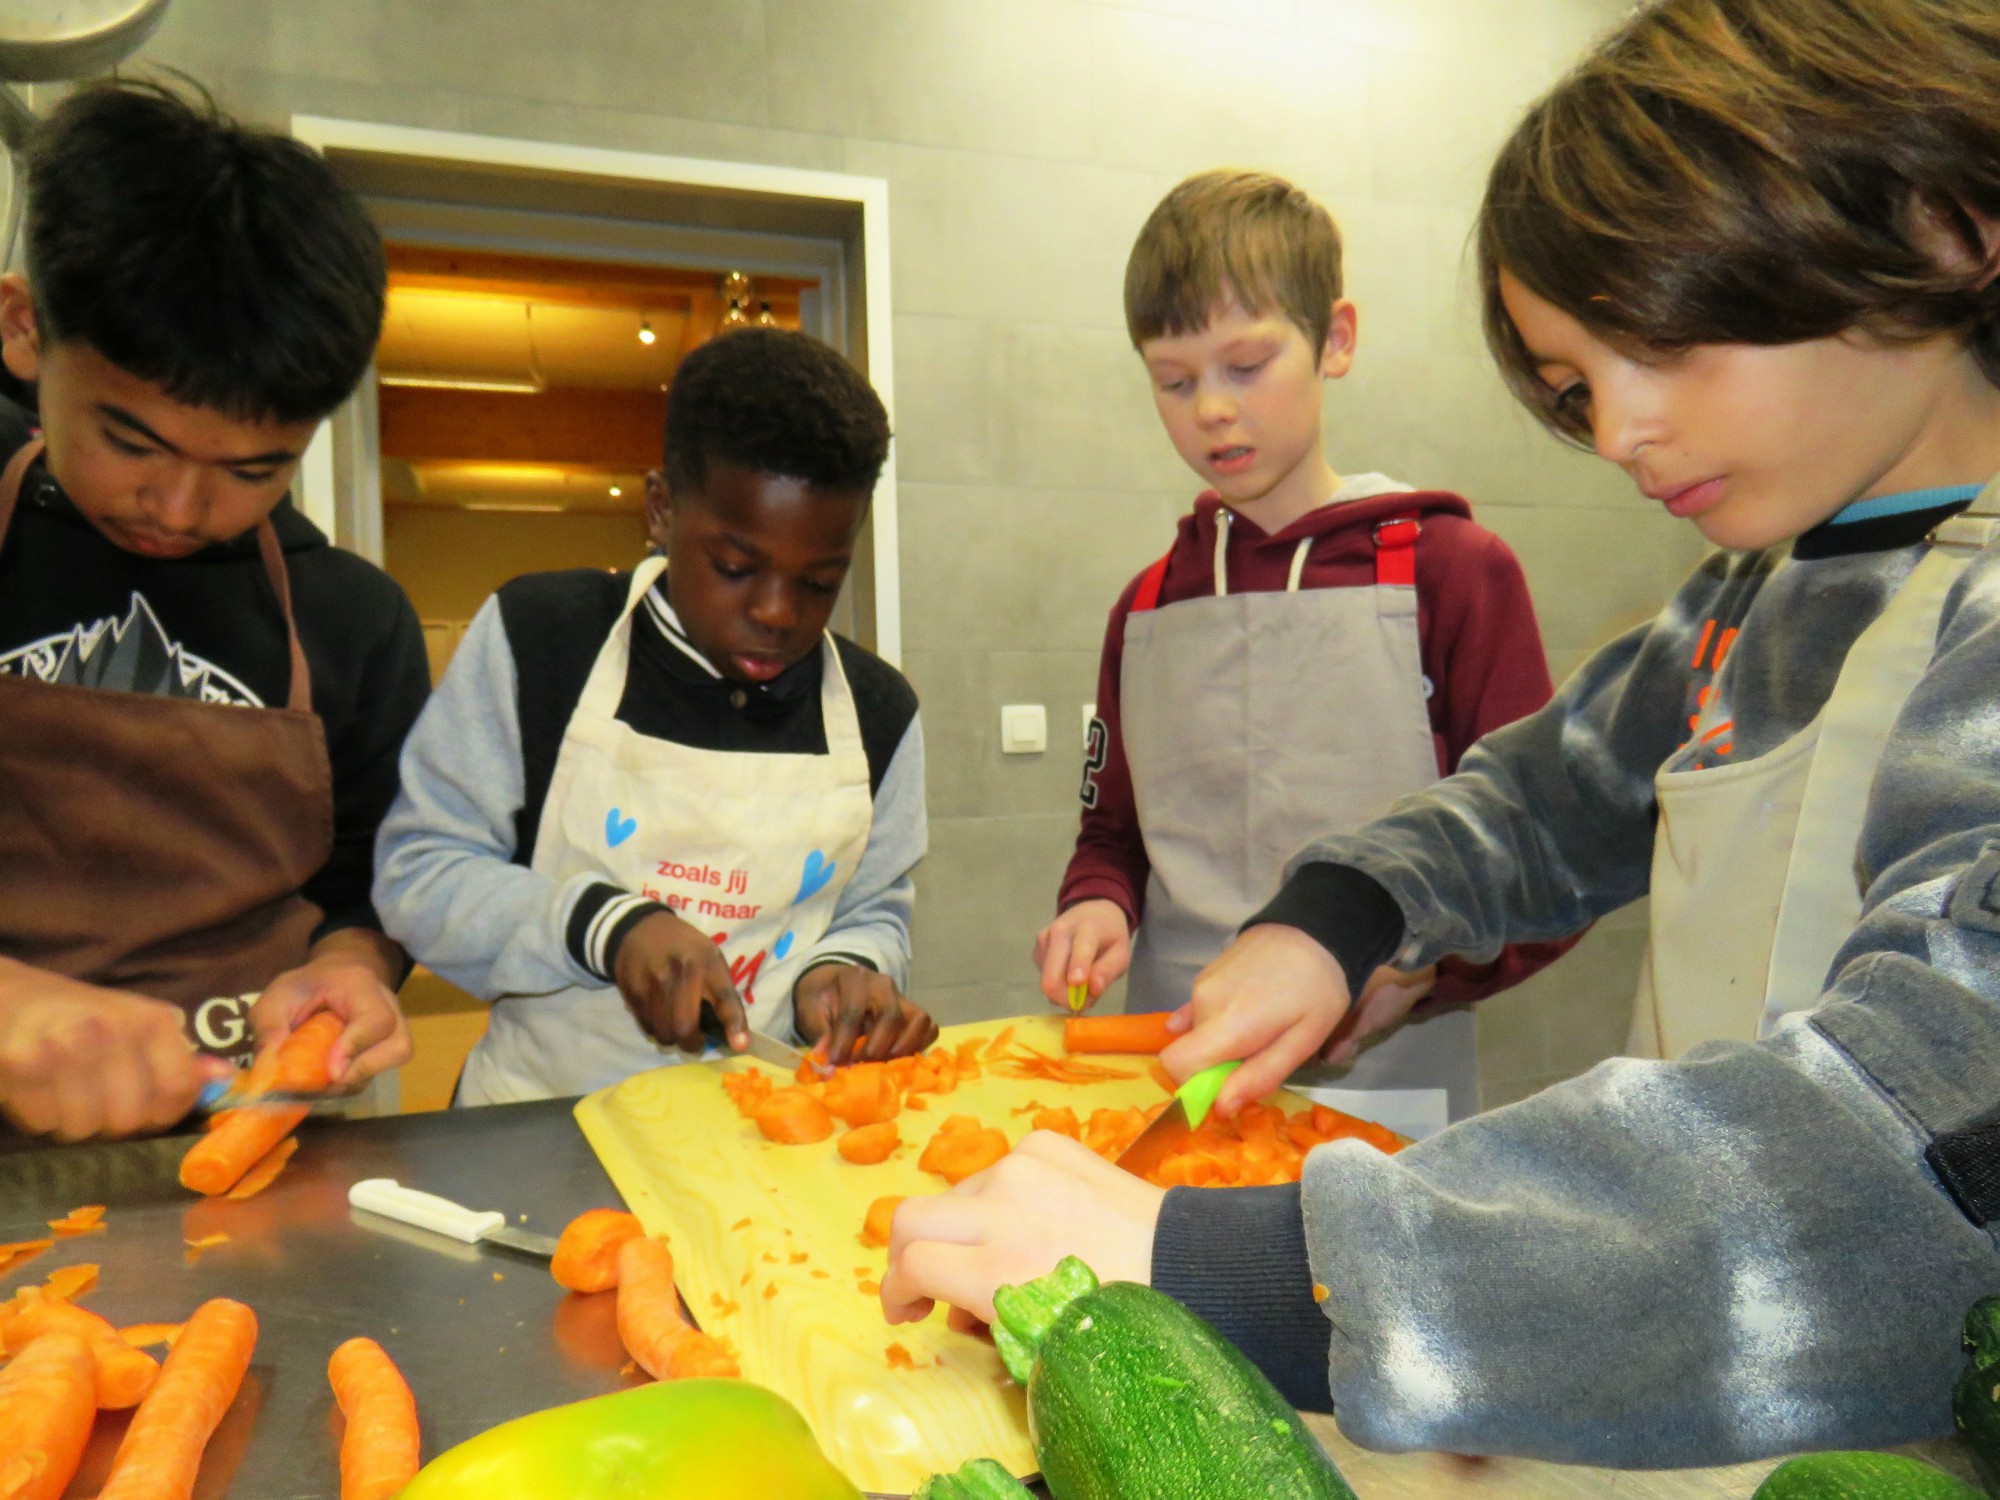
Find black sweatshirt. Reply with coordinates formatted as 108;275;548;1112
0;400;430;944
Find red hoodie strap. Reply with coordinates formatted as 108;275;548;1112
1130;554;1172;613
1373;515;1421;587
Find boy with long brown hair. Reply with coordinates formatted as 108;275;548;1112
888;0;2000;1463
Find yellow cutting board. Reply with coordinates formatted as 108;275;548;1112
577;1013;1301;1496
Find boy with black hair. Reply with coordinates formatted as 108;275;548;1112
0;79;428;1142
376;326;939;1105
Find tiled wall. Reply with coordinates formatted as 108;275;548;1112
143;0;1709;1108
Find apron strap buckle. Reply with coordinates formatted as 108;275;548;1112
1373;515;1422;588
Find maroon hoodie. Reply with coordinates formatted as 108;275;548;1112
1058;487;1576;1006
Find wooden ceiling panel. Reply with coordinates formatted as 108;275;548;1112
379;385;665;468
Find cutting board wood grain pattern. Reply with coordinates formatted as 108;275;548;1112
576;1014;1331;1495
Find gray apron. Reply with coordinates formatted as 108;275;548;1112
1120;501;1479;1119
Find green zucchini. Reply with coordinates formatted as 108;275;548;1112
1753;1451;1982;1499
991;1256;1356;1500
1955;1296;2000;1497
911;1457;1038;1500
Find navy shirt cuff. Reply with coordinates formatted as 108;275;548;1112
1246;862;1406;996
1150;1183;1333;1412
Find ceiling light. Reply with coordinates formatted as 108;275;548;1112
637;320;656;346
464;501;565;513
608;485;622;497
380;372;544;394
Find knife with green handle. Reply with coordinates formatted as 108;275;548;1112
1113;1061;1241;1180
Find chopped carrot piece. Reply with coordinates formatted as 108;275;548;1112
551;1210;644;1294
752;1088;835;1145
118;1324;185;1351
615;1237;740;1380
41;1265;98;1302
918;1120;1010;1185
837;1121;901;1165
762;1283;778;1301
182;1234;230;1267
0;1239;54;1276
861;1195;905;1249
46;1205;107;1236
885;1342;919;1370
857;1279;880;1296
1030;1105;1080;1140
788;1251;808;1265
1147;1061;1177;1094
731;1218;752;1231
984;1026;1016;1058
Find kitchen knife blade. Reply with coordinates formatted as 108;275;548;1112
192;1078;341;1115
1114;1061;1241;1180
741;1028;834;1078
347;1177;561;1259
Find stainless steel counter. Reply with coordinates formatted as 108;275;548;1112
0;1100;1978;1498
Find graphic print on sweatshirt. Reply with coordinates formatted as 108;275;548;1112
0;591;262;706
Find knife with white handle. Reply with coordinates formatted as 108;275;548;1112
347;1177;561;1259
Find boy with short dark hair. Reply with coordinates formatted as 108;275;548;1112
375;326;938;1105
0;79;427;1141
1038;170;1564;1112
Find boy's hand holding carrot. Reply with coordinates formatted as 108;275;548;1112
1034;898;1132;1011
1161;923;1351;1117
251;928;412;1091
793;962;937;1065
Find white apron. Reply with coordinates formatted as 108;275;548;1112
460;558;874;1104
1632;479;2000;1059
1120;491;1481;1120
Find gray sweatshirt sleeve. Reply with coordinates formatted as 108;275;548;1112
371;598;620;1000
798;716;926;989
1292;548;2000;1465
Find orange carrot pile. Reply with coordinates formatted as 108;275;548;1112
8;1294;160;1409
329;1337;420;1500
550;1209;645;1294
46;1205;106;1237
179;1012;343;1197
0;1328;95;1500
836;1121;900;1165
1119;1101;1408;1188
1062;1012;1177;1055
918;1116;1010;1185
615;1236;740;1381
821;1063;900;1126
96;1296;257;1500
860;1195;904;1249
985;1041;1138;1086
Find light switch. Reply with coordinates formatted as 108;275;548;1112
1001;703;1048;755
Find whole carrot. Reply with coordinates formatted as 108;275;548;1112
328;1337;419;1500
97;1298;257;1500
0;1329;95;1500
615;1236;739;1381
1062;1012;1177;1055
550;1209;644;1294
10;1295;160;1408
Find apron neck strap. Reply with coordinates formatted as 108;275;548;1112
1212;508;1232;597
255;519;313;714
0;436;46;546
1285;537;1311;592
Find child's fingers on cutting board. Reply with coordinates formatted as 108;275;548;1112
880;1132;1165;1325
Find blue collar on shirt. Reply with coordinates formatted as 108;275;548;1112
1826;483;1986;525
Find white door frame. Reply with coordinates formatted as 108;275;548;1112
289;116;902;664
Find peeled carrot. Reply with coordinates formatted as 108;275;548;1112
752;1088;835;1145
1062;1012;1176;1055
860;1195;905;1249
178;1014;340;1197
615;1236;740;1381
179;1102;309;1196
10;1295;160;1408
96;1297;257;1500
328;1337;420;1500
837;1121;901;1165
0;1329;95;1500
550;1210;644;1294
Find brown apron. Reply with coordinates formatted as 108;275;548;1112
0;438;333;1063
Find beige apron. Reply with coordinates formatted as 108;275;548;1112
459;558;874;1104
1632;479;2000;1058
1120;495;1480;1118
